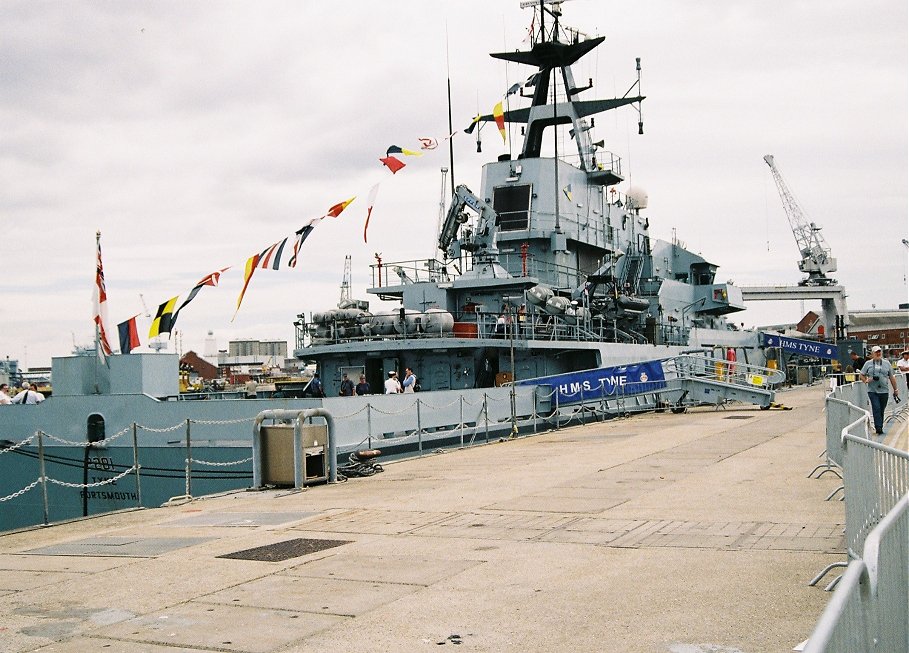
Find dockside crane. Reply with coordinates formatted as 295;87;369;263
763;154;837;286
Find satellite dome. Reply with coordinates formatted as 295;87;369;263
626;186;648;210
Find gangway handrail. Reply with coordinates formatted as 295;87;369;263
667;354;785;390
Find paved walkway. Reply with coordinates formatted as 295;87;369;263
0;385;861;652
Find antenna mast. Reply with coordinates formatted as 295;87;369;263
338;255;352;307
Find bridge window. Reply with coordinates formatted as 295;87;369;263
494;184;531;231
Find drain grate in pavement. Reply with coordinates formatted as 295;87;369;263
723;415;755;420
218;538;352;562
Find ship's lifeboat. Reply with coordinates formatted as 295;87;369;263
564;304;591;325
544;296;570;315
370;311;398;336
617;295;650;313
422;309;454;334
394;309;421;334
526;285;554;307
314;324;333;339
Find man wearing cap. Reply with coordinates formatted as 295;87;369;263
897;350;909;376
859;346;900;435
384;371;401;394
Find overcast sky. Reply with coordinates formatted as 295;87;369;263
2;0;906;369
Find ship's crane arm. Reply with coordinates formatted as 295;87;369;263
438;184;499;255
763;155;837;286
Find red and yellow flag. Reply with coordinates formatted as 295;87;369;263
326;196;356;218
493;101;506;142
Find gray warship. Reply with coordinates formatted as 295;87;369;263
0;2;767;532
295;1;759;396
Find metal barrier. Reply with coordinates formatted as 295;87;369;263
804;496;909;652
804;376;909;650
842;430;909;560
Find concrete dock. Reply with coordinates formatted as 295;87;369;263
0;385;864;652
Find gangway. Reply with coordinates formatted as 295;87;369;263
517;354;786;417
664;354;785;411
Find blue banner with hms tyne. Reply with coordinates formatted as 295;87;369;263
518;360;666;405
761;332;837;359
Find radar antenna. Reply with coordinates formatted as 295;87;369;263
763;155;837;286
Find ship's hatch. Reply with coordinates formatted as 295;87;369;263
87;414;105;443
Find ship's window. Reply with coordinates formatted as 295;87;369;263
493;184;531;231
87;414;105;443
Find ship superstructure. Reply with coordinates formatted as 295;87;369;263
295;2;755;395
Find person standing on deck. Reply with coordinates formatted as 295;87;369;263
384;371;401;394
0;383;12;405
860;346;900;435
402;367;417;393
355;374;371;396
339;373;355;396
12;382;44;404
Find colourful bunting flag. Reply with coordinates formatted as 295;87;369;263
288;217;322;268
258;238;288;270
563;184;573;202
493;101;506;142
232;254;260;321
172;267;229;328
149;296;180;339
117;315;141;354
326;197;356;218
92;232;113;362
506;83;521;96
386;145;423;157
379;156;406;174
363;183;381;243
418;137;438;150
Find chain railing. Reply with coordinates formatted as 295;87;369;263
2;360;788;530
0;415;270;528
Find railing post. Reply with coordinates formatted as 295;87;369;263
484;393;489;443
600;380;606;421
184;418;192;498
459;395;465;447
555;388;560;430
132;422;142;508
416;398;423;456
367;403;373;449
38;430;49;526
